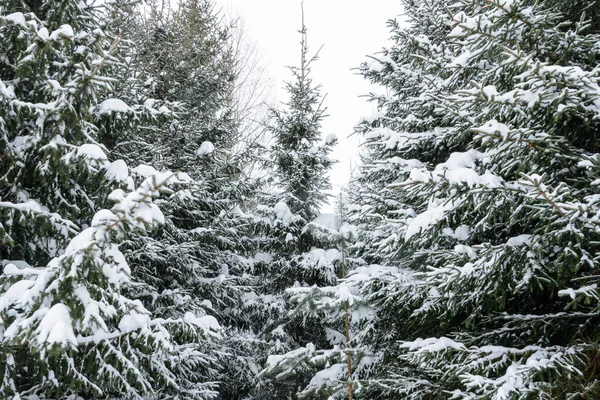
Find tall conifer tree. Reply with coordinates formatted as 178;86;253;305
0;1;219;398
254;8;343;398
109;1;268;397
343;0;600;398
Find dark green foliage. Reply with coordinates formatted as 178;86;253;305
343;0;600;398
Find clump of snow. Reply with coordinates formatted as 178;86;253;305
360;111;386;125
49;24;74;41
274;201;294;224
108;189;125;202
36;304;77;347
175;171;193;183
183;312;221;337
443;225;470;241
304;248;341;267
558;284;598;300
97;99;133;115
454;245;477;259
37;27;49;41
439;149;480;170
0;199;43;213
313;213;339;230
324;133;337;144
77;144;108;162
336;283;358;306
105;160;129;182
506;234;534;247
272;325;286;338
131;164;158;178
448;49;473;68
102;244;131;285
118;313;150;333
254;253;274;264
449;12;492;38
340;223;358;240
304;363;347;392
0;79;15;99
404;149;503;189
405;200;454;241
196;141;215;155
0;280;35;311
64;228;96;254
475;119;511;139
401;337;466;352
578;160;594;168
5;12;27;28
3;262;38;276
91;209;118;227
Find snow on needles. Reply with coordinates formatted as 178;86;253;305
97;98;133;114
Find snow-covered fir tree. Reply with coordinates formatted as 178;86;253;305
109;1;271;398
258;207;364;399
253;13;344;398
0;1;220;398
342;0;600;398
6;0;600;398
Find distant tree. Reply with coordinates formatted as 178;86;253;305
267;20;336;222
109;1;272;397
253;9;345;398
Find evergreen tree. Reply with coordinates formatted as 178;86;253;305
0;1;219;398
254;12;342;398
109;1;270;397
259;6;338;296
343;0;600;398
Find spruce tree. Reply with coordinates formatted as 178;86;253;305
0;1;219;398
259;6;337;296
344;0;600;398
254;12;342;398
110;1;269;397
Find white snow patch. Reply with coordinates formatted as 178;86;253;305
405;201;454;241
5;12;27;27
304;248;341;267
49;24;74;40
443;225;470;241
184;312;221;336
36;304;77;347
558;284;598;300
325;133;337;144
97;99;133;114
132;164;158;178
0;280;35;311
77;144;107;161
254;253;274;264
91;209;118;227
105;160;129;182
108;189;125;202
506;234;534;247
37;27;49;41
401;336;466;352
313;213;339;230
305;363;347;391
340;223;358;240
274;201;294;224
196;141;215;155
118;313;150;333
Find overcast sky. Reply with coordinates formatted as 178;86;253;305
215;0;403;211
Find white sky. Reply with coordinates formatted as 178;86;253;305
216;0;403;211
